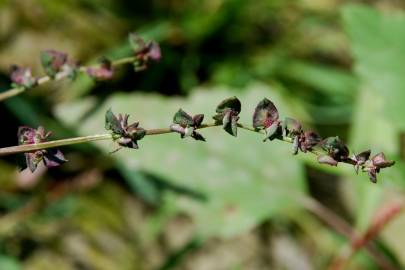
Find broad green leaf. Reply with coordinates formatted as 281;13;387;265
0;255;21;270
55;83;307;238
343;4;405;131
342;5;405;261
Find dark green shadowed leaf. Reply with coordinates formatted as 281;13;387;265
105;108;123;135
213;97;241;136
40;50;67;78
221;111;239;137
192;114;204;127
216;96;241;114
173;109;194;127
320;136;349;161
253;98;279;129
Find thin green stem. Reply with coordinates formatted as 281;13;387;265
0;122;352;170
0;134;112;156
0;87;25;101
0;56;138;102
0;123;251;156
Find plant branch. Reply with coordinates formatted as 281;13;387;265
0;121;368;172
0;56;137;102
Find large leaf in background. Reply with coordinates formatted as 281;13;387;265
343;4;405;263
343;4;405;131
0;255;21;270
55;83;306;238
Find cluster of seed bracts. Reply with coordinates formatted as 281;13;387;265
15;96;395;182
105;108;146;150
17;126;67;172
169;96;395;183
251;97;395;183
128;33;161;71
212;97;241;137
10;33;161;87
170;109;206;141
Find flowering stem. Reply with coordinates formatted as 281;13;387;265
0;123;260;156
0;121;358;171
0;134;112;156
0;56;137;102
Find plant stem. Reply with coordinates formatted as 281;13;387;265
0;134;112;156
0;121;353;170
0;56;137;102
0;123;264;156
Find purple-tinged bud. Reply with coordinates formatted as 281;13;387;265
87;58;114;81
40;50;68;78
359;152;395;183
320;136;349;161
129;33;162;71
104;109;146;149
318;154;338;167
372;152;395;169
172;109;206;141
252;98;282;141
299;131;321;152
17;126;66;172
148;41;161;61
253;98;279;129
352;150;371;174
10;65;37;89
213;97;241;137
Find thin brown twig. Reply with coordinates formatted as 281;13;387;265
328;200;404;270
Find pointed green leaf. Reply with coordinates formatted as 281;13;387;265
216;96;241;114
173;109;194;127
105;108;123;135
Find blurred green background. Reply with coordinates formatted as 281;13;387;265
1;0;405;269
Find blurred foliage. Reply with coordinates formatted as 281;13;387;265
1;0;405;269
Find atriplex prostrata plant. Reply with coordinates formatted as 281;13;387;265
0;33;161;101
0;32;395;182
0;96;395;183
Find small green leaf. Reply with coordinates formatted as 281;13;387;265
0;255;21;270
173;109;194;127
129;33;147;54
105;108;123;135
320;136;349;161
216;96;241;114
40;50;67;78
